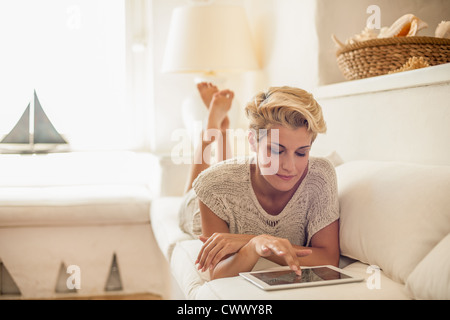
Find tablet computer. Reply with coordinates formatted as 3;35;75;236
239;265;363;291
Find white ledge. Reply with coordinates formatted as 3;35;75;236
315;63;450;100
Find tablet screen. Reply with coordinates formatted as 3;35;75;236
251;267;351;286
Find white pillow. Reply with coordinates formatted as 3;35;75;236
406;234;450;300
336;161;450;284
310;150;345;167
325;150;344;167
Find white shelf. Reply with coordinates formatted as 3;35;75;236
315;63;450;100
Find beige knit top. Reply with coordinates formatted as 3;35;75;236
191;156;339;246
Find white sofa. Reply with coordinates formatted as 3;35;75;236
150;159;450;300
1;151;448;300
0;151;171;299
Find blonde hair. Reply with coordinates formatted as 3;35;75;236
245;86;327;143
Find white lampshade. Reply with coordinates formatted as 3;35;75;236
162;4;259;74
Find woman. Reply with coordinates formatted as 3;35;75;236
179;83;339;280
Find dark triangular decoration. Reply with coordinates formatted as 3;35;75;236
0;104;30;144
104;253;123;291
0;261;21;295
55;262;77;294
33;91;67;144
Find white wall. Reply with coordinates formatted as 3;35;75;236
246;0;319;91
314;73;450;165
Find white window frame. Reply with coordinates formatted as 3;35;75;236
125;0;156;152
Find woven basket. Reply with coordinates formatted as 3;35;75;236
336;36;450;80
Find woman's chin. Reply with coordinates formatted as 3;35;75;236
268;175;300;192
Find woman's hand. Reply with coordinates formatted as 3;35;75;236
196;233;253;272
196;233;313;279
250;235;312;275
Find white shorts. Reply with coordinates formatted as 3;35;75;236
178;188;202;238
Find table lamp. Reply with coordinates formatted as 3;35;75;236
162;2;259;139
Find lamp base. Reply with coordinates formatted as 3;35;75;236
182;93;206;138
193;74;226;88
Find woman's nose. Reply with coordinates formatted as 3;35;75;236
280;154;295;172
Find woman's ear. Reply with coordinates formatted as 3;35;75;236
248;130;257;153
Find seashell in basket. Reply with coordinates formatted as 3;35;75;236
334;37;450;80
332;28;378;50
378;14;428;38
331;13;450;80
332;14;428;50
435;21;450;39
346;27;378;44
388;56;430;74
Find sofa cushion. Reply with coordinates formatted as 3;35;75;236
406;234;450;300
0;185;152;227
150;197;193;261
0;152;160;227
336;161;450;284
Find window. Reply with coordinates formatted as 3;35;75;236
0;0;151;150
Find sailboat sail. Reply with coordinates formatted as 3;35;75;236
33;92;67;144
0;104;31;144
0;90;68;153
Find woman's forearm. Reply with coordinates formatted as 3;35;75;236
209;241;260;280
300;246;339;267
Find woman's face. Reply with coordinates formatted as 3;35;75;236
255;124;311;193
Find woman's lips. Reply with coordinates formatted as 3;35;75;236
276;174;295;181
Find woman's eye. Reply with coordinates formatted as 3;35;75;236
296;152;306;157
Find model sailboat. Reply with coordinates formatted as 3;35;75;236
0;91;69;153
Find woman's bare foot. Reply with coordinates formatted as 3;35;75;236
204;89;234;140
197;82;219;109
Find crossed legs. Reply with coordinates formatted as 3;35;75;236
184;82;235;193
